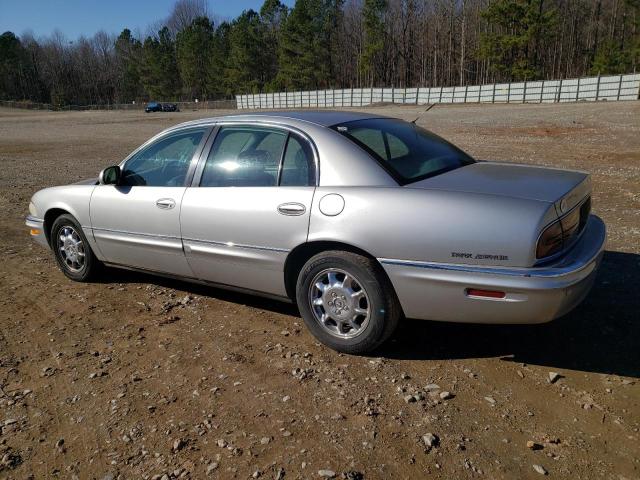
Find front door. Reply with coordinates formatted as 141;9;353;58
180;125;317;296
90;127;209;277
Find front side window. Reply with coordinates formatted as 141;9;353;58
332;118;474;184
200;126;315;187
121;128;205;187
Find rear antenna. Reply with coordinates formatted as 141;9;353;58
411;103;436;124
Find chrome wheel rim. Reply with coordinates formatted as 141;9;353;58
57;226;85;272
309;268;371;339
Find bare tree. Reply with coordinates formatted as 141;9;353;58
166;0;209;34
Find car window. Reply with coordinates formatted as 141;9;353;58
387;133;409;158
349;128;387;159
333;118;474;184
121;128;205;187
200;126;287;187
280;134;315;186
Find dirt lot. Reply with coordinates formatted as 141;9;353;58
0;102;639;480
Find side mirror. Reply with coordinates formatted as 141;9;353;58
98;165;121;185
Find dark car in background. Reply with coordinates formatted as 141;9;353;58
144;102;162;113
162;103;178;112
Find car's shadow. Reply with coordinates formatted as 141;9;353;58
98;250;639;378
96;267;301;316
379;250;640;378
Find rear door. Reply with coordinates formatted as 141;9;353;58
180;124;317;296
90;127;210;276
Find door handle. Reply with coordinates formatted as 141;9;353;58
156;198;176;210
277;202;306;216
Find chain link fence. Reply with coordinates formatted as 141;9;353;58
236;73;640;109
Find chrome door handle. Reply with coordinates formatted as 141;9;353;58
156;198;176;210
277;202;306;216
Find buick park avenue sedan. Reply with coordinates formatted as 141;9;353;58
26;111;606;353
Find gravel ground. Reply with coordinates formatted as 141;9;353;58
0;102;639;480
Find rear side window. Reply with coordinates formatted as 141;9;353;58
200;126;315;187
280;134;315;186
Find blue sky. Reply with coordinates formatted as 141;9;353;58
0;0;294;40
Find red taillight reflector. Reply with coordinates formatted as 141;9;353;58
466;288;506;299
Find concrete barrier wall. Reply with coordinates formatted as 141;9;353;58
236;73;640;109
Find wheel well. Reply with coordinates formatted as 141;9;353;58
283;241;385;300
43;208;70;245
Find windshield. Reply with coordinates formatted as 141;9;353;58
331;118;475;184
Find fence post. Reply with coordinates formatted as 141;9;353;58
416;87;420;104
350;88;353;107
556;79;563;102
439;86;443;103
596;74;601;101
523;80;527;103
492;83;496;103
507;82;511;103
616;74;623;101
540;80;544;103
575;77;580;102
464;84;468;103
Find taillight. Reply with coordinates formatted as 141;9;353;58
560;206;580;239
536;197;590;259
536;220;564;259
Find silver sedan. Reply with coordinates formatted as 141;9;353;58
26;111;606;353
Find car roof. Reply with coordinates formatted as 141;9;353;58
169;110;386;131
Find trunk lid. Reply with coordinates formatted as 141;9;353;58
408;161;590;212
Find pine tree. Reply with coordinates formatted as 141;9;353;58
207;22;231;96
360;0;386;86
480;0;557;81
276;0;340;90
140;27;181;100
0;31;40;101
591;0;640;75
176;16;213;99
260;0;288;91
114;29;142;103
225;10;267;93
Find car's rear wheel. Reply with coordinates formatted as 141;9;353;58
296;250;401;354
50;214;101;282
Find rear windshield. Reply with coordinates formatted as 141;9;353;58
331;118;474;184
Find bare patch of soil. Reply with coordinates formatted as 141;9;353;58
0;103;638;479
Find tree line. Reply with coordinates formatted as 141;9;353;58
1;0;638;106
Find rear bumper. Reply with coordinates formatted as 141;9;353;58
379;215;606;324
26;215;49;248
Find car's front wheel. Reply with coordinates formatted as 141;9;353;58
50;214;101;282
296;250;401;354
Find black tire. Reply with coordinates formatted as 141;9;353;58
296;250;401;354
50;214;101;282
